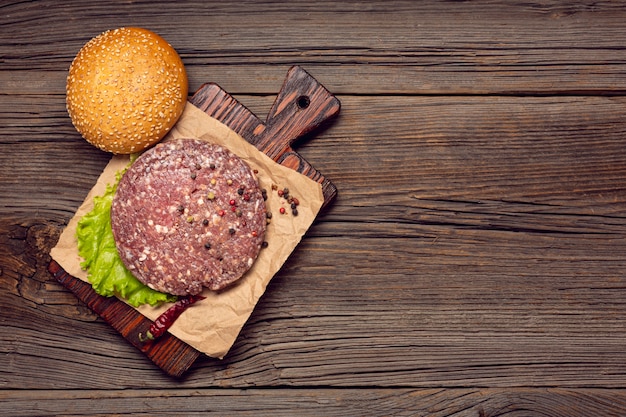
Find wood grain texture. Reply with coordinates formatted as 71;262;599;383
3;1;626;96
4;95;626;389
3;0;626;415
3;388;626;417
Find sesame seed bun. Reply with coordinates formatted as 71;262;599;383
66;27;188;154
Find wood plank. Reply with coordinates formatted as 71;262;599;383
6;1;626;56
6;62;626;96
2;1;626;95
4;95;626;219
3;388;626;417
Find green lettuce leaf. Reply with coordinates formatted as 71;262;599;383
76;171;177;307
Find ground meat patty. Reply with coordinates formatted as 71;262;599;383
110;138;267;295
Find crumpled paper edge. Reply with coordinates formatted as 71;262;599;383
51;102;324;359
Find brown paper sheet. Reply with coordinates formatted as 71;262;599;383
50;102;324;359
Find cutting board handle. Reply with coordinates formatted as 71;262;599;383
256;66;341;157
191;65;340;206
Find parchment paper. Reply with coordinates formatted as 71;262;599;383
50;102;324;359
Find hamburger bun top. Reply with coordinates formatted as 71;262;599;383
66;27;188;154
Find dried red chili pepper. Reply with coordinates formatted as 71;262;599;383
138;294;206;342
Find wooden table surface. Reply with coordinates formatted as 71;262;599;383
3;1;626;415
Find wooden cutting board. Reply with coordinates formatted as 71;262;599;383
48;66;340;377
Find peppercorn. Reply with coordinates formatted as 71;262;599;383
190;173;197;180
229;227;236;235
227;179;233;186
204;242;211;249
237;187;244;195
266;212;273;219
279;207;286;214
210;178;217;185
261;189;268;200
261;241;268;248
277;189;284;197
292;208;299;216
229;199;236;206
195;163;201;170
243;193;251;201
186;216;194;223
235;208;242;217
177;205;184;213
291;202;297;210
206;191;215;200
209;163;216;170
202;219;209;226
218;209;226;216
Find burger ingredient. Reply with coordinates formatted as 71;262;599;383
66;27;188;154
76;171;177;307
138;294;206;342
110;138;267;296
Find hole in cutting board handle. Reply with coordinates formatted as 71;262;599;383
297;95;310;109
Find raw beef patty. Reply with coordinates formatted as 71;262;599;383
111;138;267;295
